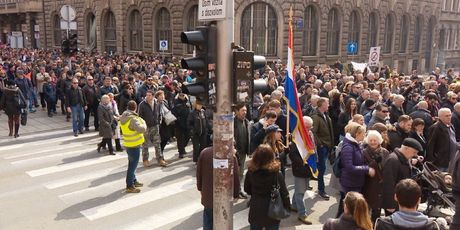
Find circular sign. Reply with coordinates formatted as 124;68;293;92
370;51;379;61
60;5;76;21
160;41;167;48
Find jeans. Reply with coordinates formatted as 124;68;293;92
126;147;140;187
292;176;309;216
71;105;85;133
249;223;280;230
317;146;329;193
203;208;213;230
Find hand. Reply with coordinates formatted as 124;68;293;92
66;107;71;113
411;158;419;165
263;122;269;129
368;168;376;177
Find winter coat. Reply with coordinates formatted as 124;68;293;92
35;72;49;93
339;134;369;193
187;108;208;137
427;121;455;169
171;99;190;129
234;116;251;156
409;108;433;138
452;111;460;142
65;87;86;107
368;114;387;129
14;77;32;99
118;91;136;114
408;131;427;157
388;125;409;152
82;84;100;106
289;142;314;178
98;104;114;138
323;214;363;230
337;112;352;137
381;149;412;210
244;169;289;227
0;87;25;116
43;82;57;102
311;109;334;149
362;146;390;210
389;105;405;125
137;99;160;127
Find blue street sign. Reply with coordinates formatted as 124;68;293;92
347;42;358;55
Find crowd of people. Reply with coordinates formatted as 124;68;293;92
0;47;459;229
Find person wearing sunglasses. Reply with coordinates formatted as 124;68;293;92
66;78;87;137
368;103;390;128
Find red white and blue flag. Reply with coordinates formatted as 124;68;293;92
284;9;318;177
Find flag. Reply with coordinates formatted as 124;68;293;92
284;7;318;177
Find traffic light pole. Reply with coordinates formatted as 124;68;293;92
213;0;235;229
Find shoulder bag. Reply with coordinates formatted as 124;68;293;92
267;172;290;220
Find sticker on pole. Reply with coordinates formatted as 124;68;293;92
199;0;226;21
159;40;168;51
213;159;229;169
368;46;380;67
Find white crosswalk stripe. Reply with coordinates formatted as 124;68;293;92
0;129;326;230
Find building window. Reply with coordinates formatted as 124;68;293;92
399;15;409;53
129;10;143;51
156;8;171;52
86;13;97;51
349;10;360;44
53;15;61;46
383;14;394;53
103;11;117;52
303;5;318;56
368;12;378;52
414;15;423;52
439;29;446;50
326;8;340;55
185;5;204;53
241;2;278;56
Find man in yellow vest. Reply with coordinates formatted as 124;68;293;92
119;100;147;193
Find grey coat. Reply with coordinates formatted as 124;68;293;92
98;104;114;138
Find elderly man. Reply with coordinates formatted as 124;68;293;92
289;116;315;225
389;94;405;124
427;108;458;171
409;101;433;138
368;103;389;128
382;138;424;215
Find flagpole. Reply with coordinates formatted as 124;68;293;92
285;7;294;147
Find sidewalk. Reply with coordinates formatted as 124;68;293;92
0;108;72;138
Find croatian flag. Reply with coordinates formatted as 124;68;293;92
284;10;318;177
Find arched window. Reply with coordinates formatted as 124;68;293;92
103;11;117;52
156;8;171;52
399;15;409;53
129;10;143;51
383;14;394;53
241;2;278;56
349;10;360;44
53;15;61;46
326;8;340;55
414;15;423;52
185;5;201;53
86;13;97;51
303;5;318;56
368;12;378;52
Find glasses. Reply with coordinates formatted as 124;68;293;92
381;110;389;113
128;88;133;90
87;79;93;81
72;82;78;84
147;79;153;81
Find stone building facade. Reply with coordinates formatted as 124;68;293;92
0;0;455;73
438;0;460;70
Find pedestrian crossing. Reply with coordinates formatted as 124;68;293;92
0;128;331;230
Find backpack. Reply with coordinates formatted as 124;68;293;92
332;141;344;178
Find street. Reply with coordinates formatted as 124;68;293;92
0;110;338;230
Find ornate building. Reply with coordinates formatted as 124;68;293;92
438;0;460;70
0;0;451;73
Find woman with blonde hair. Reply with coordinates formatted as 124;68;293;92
323;192;373;230
244;144;290;230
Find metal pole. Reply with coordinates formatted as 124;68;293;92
66;5;70;39
213;0;234;229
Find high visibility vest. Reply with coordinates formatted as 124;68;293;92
119;116;145;148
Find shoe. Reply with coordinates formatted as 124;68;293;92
53;111;57;115
143;160;151;167
74;132;78;137
79;130;84;134
298;215;312;225
134;181;143;187
48;113;53;117
125;186;140;193
108;151;115;155
29;109;36;113
97;144;102;153
8;132;12;137
66;117;70;122
290;206;298;212
238;192;248;199
14;134;19;138
95;128;99;131
85;127;90;132
178;154;184;159
158;159;168;167
318;192;330;200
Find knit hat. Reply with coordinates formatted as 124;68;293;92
266;124;282;134
402;138;423;153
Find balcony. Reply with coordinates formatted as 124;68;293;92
0;0;42;14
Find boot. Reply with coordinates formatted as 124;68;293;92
97;143;102;153
14;124;20;138
115;139;124;152
8;119;13;136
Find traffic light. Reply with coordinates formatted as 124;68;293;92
180;25;217;107
233;49;266;104
61;38;70;55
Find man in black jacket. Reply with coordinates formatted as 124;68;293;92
188;99;209;163
137;90;166;167
382;138;423;215
233;103;251;199
82;75;100;131
250;110;277;153
452;102;460;142
172;93;191;159
389;94;405;125
388;115;412;151
66;78;87;137
409;101;433;138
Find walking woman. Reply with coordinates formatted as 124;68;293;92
97;95;115;155
337;122;375;217
43;76;57;117
120;100;147;193
323;192;373;230
0;80;26;137
108;93;123;152
244;144;290;230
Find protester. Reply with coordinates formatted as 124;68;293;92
0;80;26;137
427;108;456;171
188;99;209;163
171;92;191;158
42;76;57;117
66;78;86;137
233;103;251;199
97;95;115;155
119;100;146;193
323;192;373;230
82;75;99;131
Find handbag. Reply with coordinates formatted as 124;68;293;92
20;109;27;126
161;104;177;125
267;172;290;220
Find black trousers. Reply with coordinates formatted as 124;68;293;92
99;138;113;153
175;127;190;156
46;98;56;114
192;134;207;162
336;191;345;218
39;92;46;108
84;104;99;129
